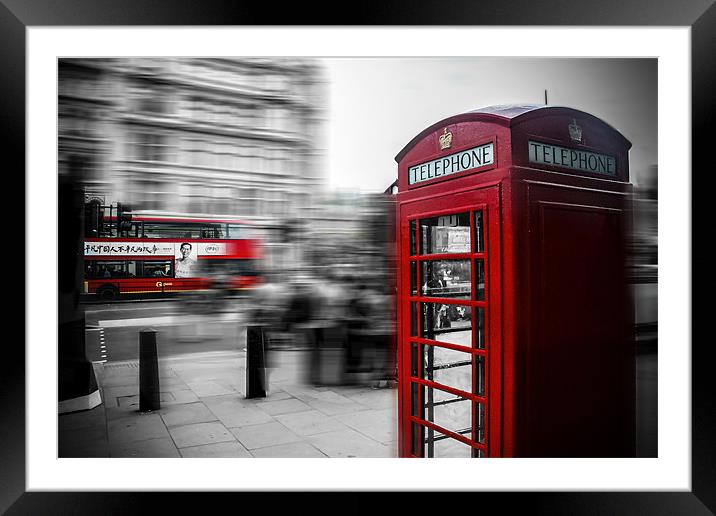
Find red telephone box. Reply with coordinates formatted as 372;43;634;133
394;104;635;457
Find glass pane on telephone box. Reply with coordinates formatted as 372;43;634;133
421;302;472;346
420;213;470;255
420;260;471;298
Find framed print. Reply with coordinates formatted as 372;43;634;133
6;0;711;513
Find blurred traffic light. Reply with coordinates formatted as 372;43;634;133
84;200;103;237
116;202;133;236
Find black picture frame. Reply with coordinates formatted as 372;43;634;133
5;0;710;513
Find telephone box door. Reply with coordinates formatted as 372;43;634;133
398;186;501;458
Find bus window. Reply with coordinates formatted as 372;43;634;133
200;225;223;239
227;224;242;239
85;261;102;279
142;223;203;239
91;260;127;278
142;260;174;278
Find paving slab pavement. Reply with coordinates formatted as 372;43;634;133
59;348;398;458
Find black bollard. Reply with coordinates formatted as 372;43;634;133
307;326;320;386
245;324;266;398
139;329;160;412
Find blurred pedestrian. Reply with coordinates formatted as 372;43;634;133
249;269;288;328
284;275;316;330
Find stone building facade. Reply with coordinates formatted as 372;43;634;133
58;57;326;270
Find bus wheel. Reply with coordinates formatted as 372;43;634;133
98;286;118;301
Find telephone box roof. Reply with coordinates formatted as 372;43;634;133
467;103;545;118
395;104;631;163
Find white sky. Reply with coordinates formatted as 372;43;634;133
321;57;657;193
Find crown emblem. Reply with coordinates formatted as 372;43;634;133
568;119;583;143
439;127;453;150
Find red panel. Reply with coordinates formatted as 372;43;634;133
516;180;635;457
85;277;213;294
224;239;263;259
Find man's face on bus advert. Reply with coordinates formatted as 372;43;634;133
180;243;192;260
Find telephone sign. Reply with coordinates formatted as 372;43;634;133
408;142;494;185
528;140;616;175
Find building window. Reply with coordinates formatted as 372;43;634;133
139;96;165;115
251;106;265;127
178;97;194;119
177;182;192;212
212;185;233;215
128;132;167;162
242;188;257;217
140;177;167;210
59;105;96;138
129;80;168;115
241;144;255;171
278;148;291;173
274;191;286;217
186;183;203;213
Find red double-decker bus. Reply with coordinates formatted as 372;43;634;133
83;211;263;300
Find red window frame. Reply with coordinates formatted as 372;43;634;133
398;187;501;458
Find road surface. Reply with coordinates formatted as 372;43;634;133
83;297;249;363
